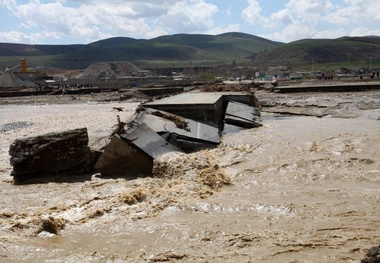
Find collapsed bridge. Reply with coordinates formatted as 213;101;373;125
9;91;261;182
95;92;261;177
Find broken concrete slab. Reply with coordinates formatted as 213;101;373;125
122;122;184;158
143;92;224;125
226;100;260;119
134;108;220;145
143;92;261;128
225;101;262;128
94;123;183;177
220;93;260;108
9;128;96;183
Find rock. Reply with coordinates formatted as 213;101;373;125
362;246;380;263
9;128;98;183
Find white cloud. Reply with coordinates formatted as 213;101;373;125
243;0;342;42
241;0;267;25
269;9;293;27
0;31;31;43
0;0;16;10
0;30;38;44
261;22;313;43
158;0;219;32
3;0;220;43
350;27;380;37
145;27;167;39
324;0;380;25
266;0;334;29
1;0;379;44
226;6;232;17
207;24;241;35
314;28;347;39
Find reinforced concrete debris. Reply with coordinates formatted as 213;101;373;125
8;92;261;182
94;92;261;177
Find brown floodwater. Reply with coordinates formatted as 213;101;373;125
0;91;379;262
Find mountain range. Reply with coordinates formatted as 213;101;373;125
0;32;379;71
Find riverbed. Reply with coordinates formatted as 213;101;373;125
0;90;379;262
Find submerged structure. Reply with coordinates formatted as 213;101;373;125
95;92;261;177
8;91;261;182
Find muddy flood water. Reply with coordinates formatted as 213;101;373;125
0;90;379;262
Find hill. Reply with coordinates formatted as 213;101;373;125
0;33;282;70
2;34;378;71
247;36;380;69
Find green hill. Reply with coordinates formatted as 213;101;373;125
3;33;378;71
0;32;282;70
248;36;380;69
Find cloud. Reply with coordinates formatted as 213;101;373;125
241;0;267;25
0;30;36;43
3;0;220;43
1;0;379;44
207;24;241;35
226;6;232;17
158;0;219;32
350;26;380;37
269;9;293;27
261;22;314;43
0;0;16;10
324;0;380;25
242;0;344;42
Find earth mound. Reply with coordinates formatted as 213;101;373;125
75;61;141;79
0;72;36;88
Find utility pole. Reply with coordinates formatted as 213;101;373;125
370;56;372;71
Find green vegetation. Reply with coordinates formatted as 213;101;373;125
248;36;380;71
0;32;282;70
0;33;379;72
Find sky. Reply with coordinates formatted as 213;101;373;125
0;0;380;45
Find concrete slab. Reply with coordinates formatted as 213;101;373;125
144;92;224;124
121;122;183;158
225;101;261;128
135;108;220;144
145;92;223;105
226;100;260;119
95;123;183;177
220;93;258;107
